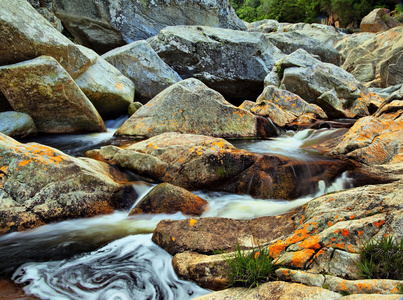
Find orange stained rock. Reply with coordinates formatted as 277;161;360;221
289;249;315;268
328;221;334;227
299;235;321;250
340;229;349;237
358;231;364;236
189;219;197;226
374;220;385;227
172;237;176;242
269;240;287;259
350;215;355;219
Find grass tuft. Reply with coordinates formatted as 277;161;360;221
225;243;278;289
357;235;403;280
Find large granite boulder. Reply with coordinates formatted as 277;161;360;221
0;0;93;78
0;56;106;134
74;46;135;119
245;85;327;127
88;132;350;200
129;183;208;216
266;31;341;65
360;8;400;33
148;26;285;103
115;78;279;139
102;40;182;103
337;26;403;87
0;112;37;138
52;0;246;53
0;133;138;233
265;49;379;118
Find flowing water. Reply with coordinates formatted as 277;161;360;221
4;123;353;300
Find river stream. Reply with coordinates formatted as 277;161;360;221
2;121;353;300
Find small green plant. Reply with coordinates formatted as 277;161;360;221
357;235;403;280
225;243;278;288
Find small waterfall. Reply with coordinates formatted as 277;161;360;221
13;235;210;300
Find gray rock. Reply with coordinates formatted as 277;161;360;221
0;112;37;138
0;56;106;134
275;268;325;287
338;26;403;87
265;49;372;118
148;26;285;102
102;40;182;103
115;78;279;139
0;0;93;78
266;31;341;65
52;0;246;53
74;46;135;119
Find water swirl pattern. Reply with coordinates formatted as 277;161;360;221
13;234;210;300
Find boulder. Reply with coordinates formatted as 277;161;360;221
152;213;296;256
129;183;208;216
52;0;246;53
264;49;378;118
247;19;283;33
0;133;138;233
247;85;327;127
338;26;403;87
86;132;258;191
360;8;400;33
115;78;279;139
89;132;350;199
102;40;182;103
148;26;285;103
276;23;345;46
0;0;93;78
128;102;143;116
0;112;37;138
331;115;403;165
0;56;106;134
74;46;135;119
266;31;341;65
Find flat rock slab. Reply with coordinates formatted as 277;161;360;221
0;56;106;134
194;281;342;300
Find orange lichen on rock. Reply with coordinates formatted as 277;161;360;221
189;219;197;226
288;249;315;268
269;240;288;259
340;229;349;237
374;220;385;227
299;235;321;250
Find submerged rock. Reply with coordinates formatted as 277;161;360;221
102;40;182;103
115;79;278;139
148;26;285;102
0;112;36;138
89;132;349;199
52;0;246;53
0;133;138;233
0;56;106;134
0;0;93;78
129;183;207;216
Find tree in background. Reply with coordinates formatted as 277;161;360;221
231;0;399;27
